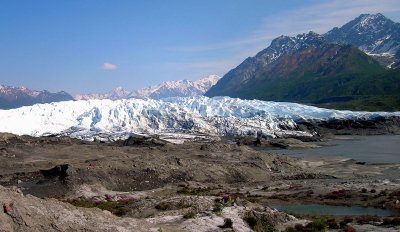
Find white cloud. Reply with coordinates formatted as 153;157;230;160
101;63;118;70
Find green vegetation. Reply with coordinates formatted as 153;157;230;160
318;95;400;112
177;187;213;195
267;194;290;201
155;199;192;211
206;43;400;112
327;219;339;229
283;218;358;232
294;224;304;231
243;212;278;232
355;215;380;224
69;199;134;216
285;220;327;232
155;202;172;211
243;214;258;228
177;199;192;209
382;217;400;226
219;218;233;228
213;202;223;215
183;211;196;219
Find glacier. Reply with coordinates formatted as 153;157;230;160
0;96;399;141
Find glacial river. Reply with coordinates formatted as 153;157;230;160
266;135;400;164
273;204;398;216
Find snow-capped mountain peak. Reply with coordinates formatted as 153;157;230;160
192;75;221;92
110;87;133;98
74;87;134;101
209;31;329;89
357;13;391;30
0;85;74;109
324;13;400;67
0;85;38;97
257;31;327;66
133;75;221;99
75;75;221;101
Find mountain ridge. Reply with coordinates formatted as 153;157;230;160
207;32;328;97
75;75;221;100
0;75;221;109
206;14;400;111
324;13;400;68
0;85;74;110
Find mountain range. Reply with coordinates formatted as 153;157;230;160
324;13;400;68
0;86;74;110
206;13;400;111
2;13;400;112
1;75;220;109
75;75;220;100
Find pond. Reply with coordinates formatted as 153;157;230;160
273;204;398;217
265;135;400;164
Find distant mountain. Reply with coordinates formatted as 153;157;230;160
75;75;221;100
207;32;328;97
205;31;400;111
134;75;221;99
0;85;74;109
324;13;400;68
75;87;136;101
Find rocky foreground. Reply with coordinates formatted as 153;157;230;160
0;132;400;231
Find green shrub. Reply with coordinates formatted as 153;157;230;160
213;202;223;213
155;202;172;211
391;217;400;225
219;218;233;228
243;212;277;232
305;220;327;232
183;211;196;219
177;199;192;209
177;187;212;195
356;215;380;224
284;227;297;232
340;221;348;229
343;216;353;223
294;223;304;231
244;214;258;228
327;219;339;229
70;199;134;216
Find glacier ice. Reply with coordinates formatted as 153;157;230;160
0;96;398;141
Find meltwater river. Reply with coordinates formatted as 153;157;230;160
266;135;400;164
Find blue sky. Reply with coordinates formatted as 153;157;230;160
1;0;400;95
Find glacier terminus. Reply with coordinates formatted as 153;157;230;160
0;96;398;142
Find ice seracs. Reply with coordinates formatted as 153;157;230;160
0;96;398;141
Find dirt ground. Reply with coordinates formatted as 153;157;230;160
1;132;400;231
